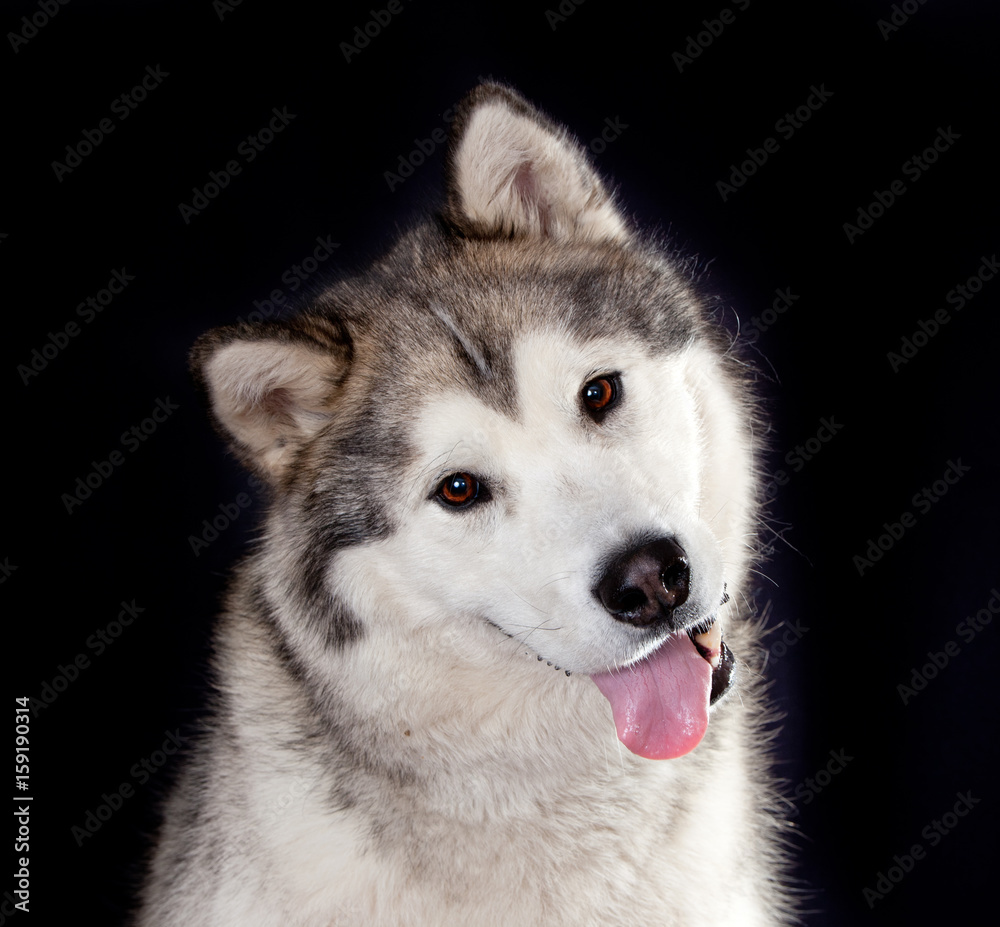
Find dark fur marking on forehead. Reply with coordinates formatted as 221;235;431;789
426;236;701;358
418;301;520;420
430;302;493;380
456;339;518;417
553;262;699;349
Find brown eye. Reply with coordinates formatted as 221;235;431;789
437;472;481;508
582;374;621;419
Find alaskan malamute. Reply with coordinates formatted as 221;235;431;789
137;83;791;926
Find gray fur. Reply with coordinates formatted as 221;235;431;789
136;83;793;926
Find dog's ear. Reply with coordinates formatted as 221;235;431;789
190;318;351;481
443;82;628;244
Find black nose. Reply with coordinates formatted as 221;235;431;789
594;537;690;628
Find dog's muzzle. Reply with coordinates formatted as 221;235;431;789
590;537;736;760
593;536;734;703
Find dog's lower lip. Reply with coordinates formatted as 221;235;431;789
687;617;735;704
709;642;735;704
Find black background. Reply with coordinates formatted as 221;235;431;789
6;1;998;924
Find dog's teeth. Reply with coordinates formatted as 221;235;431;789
692;622;723;669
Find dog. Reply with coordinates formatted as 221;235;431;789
135;83;791;926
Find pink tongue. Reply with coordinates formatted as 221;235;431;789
590;633;711;759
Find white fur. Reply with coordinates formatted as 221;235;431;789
138;83;788;927
338;334;748;675
203;340;335;477
242;336;766;925
139;330;776;925
451;102;628;242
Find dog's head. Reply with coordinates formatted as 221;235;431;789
193;85;758;760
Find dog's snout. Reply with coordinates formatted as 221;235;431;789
595;537;690;628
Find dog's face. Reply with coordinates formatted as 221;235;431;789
193;85;756;760
351;328;744;671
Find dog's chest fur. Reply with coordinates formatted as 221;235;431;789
169;609;769;926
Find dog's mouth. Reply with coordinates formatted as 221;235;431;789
689;616;736;704
590;615;734;761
